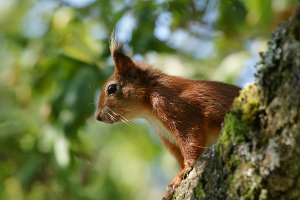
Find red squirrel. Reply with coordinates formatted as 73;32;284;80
96;36;240;199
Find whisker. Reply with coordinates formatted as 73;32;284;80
103;113;109;122
109;109;134;129
107;111;119;123
192;143;208;149
105;107;125;124
103;107;137;140
105;108;135;139
106;108;135;132
119;117;134;128
89;102;95;106
197;145;208;149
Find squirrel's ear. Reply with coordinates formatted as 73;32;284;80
110;34;136;76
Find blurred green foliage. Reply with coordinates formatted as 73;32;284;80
0;0;297;199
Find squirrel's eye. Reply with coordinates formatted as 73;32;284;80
107;84;117;95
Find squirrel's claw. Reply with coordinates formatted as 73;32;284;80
162;164;193;200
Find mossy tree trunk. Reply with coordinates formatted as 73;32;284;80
172;6;300;200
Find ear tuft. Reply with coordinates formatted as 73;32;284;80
109;31;135;75
110;31;128;59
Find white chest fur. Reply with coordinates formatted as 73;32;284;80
143;114;178;146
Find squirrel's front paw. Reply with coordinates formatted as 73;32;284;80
162;173;183;200
162;164;194;200
162;189;175;200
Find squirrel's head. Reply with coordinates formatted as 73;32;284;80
96;35;152;124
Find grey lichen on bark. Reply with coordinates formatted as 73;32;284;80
172;6;300;200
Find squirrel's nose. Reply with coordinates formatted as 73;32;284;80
96;113;102;121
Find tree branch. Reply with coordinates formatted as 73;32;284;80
172;5;300;200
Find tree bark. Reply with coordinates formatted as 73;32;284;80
172;6;300;200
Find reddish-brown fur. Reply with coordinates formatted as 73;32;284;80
96;36;240;199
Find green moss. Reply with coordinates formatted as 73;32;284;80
216;84;266;199
225;155;242;171
233;84;261;126
195;183;205;199
218;84;261;156
218;112;249;156
258;189;268;200
228;164;263;200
